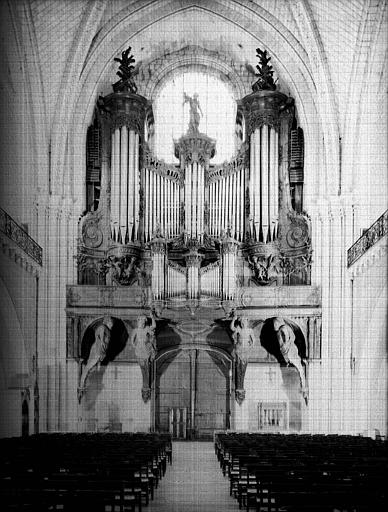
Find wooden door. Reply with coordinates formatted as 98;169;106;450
195;350;230;439
155;351;190;436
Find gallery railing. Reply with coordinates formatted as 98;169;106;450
0;207;42;266
347;209;388;267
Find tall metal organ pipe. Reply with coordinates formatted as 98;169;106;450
249;124;279;242
110;126;140;243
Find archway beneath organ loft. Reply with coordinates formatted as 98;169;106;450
155;346;232;440
260;317;308;431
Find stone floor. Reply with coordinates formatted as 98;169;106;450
148;441;240;512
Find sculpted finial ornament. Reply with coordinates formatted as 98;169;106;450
273;317;308;403
130;314;157;402
230;316;255;404
252;48;277;92
113;46;138;93
183;92;202;133
78;316;114;402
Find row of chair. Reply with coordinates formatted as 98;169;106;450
214;433;387;512
0;432;172;511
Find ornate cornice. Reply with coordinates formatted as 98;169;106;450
0;207;42;267
143;145;182;182
101;92;149;134
348;210;387;267
241;89;293;136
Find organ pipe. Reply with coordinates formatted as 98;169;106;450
134;133;139;240
270;127;279;239
119;126;128;243
261;125;269;242
110;126;142;244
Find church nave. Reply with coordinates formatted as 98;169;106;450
149;441;238;512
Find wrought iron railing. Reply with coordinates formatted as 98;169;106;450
0;207;42;266
347;209;387;267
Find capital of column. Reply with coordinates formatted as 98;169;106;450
221;232;239;254
174;132;216;166
150;234;166;254
185;250;203;268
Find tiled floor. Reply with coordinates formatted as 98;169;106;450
148;441;239;512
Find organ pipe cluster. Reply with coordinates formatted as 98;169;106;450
82;49;303;301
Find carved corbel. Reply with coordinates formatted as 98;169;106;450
130;315;157;403
273;317;308;404
230;316;255;403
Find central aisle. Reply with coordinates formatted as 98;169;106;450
148;441;239;512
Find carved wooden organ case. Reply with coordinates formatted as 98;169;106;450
79;80;310;304
70;49;316;407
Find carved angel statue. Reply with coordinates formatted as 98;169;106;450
113;46;138;93
230;316;255;404
130;315;157;401
183;92;202;133
230;316;255;364
273;317;308;403
78;316;114;402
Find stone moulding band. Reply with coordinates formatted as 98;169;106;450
0;207;42;266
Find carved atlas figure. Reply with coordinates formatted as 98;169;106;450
78;316;114;402
183;92;203;133
130;314;157;402
230;316;255;404
273;317;308;403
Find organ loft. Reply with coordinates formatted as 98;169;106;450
67;47;321;437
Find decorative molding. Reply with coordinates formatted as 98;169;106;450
347;210;387;267
208;144;249;182
143;145;181;182
0;207;42;266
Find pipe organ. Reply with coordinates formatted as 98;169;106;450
79;47;311;306
110;126;140;243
